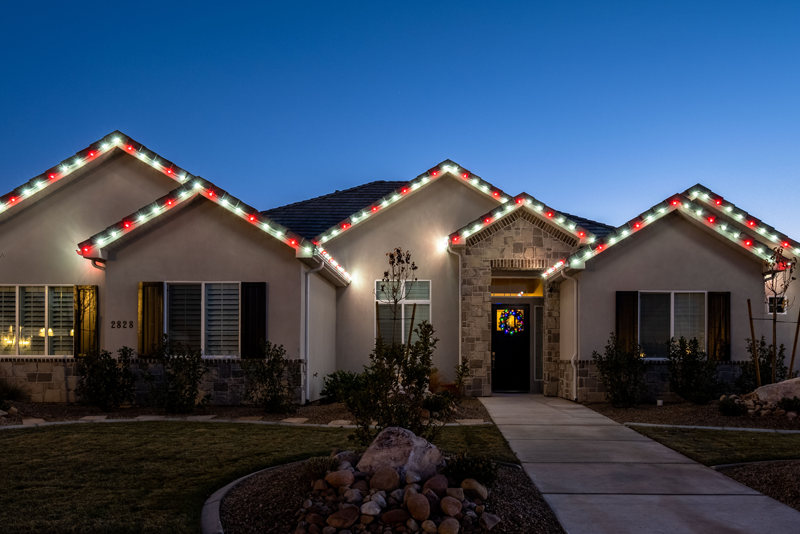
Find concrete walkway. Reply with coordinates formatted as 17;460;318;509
480;394;800;534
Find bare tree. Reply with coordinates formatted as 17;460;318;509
763;246;797;383
375;247;418;343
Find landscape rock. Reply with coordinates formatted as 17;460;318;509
344;488;363;503
422;488;440;508
360;501;382;516
445;488;464;501
325;470;355;488
422;474;448;498
306;513;325;526
335;450;360;465
753;377;800;404
308;524;321;534
352;479;370;492
7;406;18;415
406;470;422;483
361;514;374;524
0;410;6;417
390;489;405;502
313;479;329;491
370;465;400;492
421;520;438;533
371;493;387;508
775;409;787;417
787;411;798;420
438;517;460;534
327;505;360;528
407;492;431;521
461;479;488;500
479;513;501;531
356;427;444;480
322;527;336;534
382;509;411;524
439;496;461;517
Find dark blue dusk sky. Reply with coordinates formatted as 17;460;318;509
1;1;798;236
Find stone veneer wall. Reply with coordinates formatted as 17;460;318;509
460;212;577;396
0;358;305;405
557;359;747;403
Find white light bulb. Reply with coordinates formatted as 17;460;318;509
102;143;108;149
113;138;120;144
194;182;201;189
138;215;145;222
112;231;118;237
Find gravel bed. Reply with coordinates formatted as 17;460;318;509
718;460;800;512
220;463;564;534
0;397;492;427
586;401;800;430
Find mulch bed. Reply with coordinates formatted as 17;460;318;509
587;401;800;430
220;463;564;534
0;397;493;427
718;460;800;512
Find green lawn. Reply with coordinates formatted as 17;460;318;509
0;422;515;534
635;427;800;466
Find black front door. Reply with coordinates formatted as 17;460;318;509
491;303;531;392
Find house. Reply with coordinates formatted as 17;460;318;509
0;131;796;404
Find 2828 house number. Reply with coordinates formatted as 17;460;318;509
111;321;134;328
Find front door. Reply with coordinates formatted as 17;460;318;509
491;303;531;392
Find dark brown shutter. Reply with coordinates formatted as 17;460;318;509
708;292;731;361
73;285;99;356
241;282;267;358
138;282;164;357
615;291;639;351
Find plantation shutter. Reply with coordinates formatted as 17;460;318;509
241;282;267;359
73;285;99;357
205;283;239;356
0;287;16;355
138;282;164;357
167;284;202;350
615;291;638;352
708;292;731;361
20;287;46;355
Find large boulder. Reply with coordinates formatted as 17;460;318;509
754;377;800;404
356;427;444;480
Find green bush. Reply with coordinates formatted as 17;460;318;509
442;451;498;485
302;456;340;482
423;390;457;414
719;397;747;416
320;370;362;404
454;360;470;397
241;341;300;414
777;396;800;413
342;321;457;445
592;334;650;408
0;377;31;403
75;347;136;411
141;338;210;414
666;337;721;404
735;336;795;392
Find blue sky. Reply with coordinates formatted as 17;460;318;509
1;1;798;235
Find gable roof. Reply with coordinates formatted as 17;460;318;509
541;185;799;279
299;159;517;245
262;180;407;239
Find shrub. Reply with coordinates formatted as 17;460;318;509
343;321;457;445
666;337;721;405
719;397;748;416
0;377;31;403
777;396;800;413
735;336;795;392
75;347;136;411
141;338;210;414
442;451;498;485
428;368;442;394
320;370;362;404
302;456;340;482
423;390;457;414
454;360;471;397
241;341;300;413
592;334;650;408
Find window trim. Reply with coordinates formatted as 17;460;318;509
374;279;432;344
766;296;788;316
638;290;708;358
0;284;75;357
164;281;242;358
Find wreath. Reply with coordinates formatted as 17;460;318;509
499;309;524;335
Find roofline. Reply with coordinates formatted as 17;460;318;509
541;186;799;279
312;160;515;245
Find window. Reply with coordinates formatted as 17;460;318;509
639;292;706;358
767;296;787;315
0;286;75;356
375;280;431;344
165;282;240;356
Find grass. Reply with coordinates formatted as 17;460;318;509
635;426;800;466
0;422;513;534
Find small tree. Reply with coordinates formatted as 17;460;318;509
592;334;650;408
140;336;209;414
76;347;137;411
763;247;797;383
666;337;720;404
376;247;418;342
241;342;300;413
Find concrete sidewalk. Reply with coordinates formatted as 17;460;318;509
480;394;800;534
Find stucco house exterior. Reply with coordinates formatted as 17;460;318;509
1;131;797;404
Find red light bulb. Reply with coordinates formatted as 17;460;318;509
707;216;715;223
452;236;459;243
371;206;378;212
88;151;95;157
124;222;130;228
515;198;523;204
461;172;469;179
782;241;790;248
83;247;89;252
715;198;723;205
744;239;752;246
545;211;554;218
249;215;256;222
748;220;756;227
126;145;134;151
49;173;56;179
166;168;173;174
484;218;491;224
342;223;350;229
208;191;214;197
430;170;439;177
492;191;500;197
402;188;408;194
167;200;173;206
597;244;605;251
671;199;680;206
290;239;296;246
9;197;15;203
578;231;586;237
634;222;641;229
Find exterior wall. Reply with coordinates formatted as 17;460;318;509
544;281;562;396
308;271;337;401
328;176;498;380
576;213;770;362
0;150;178;351
103;197;304;358
460;211;578;396
0;357;304;405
